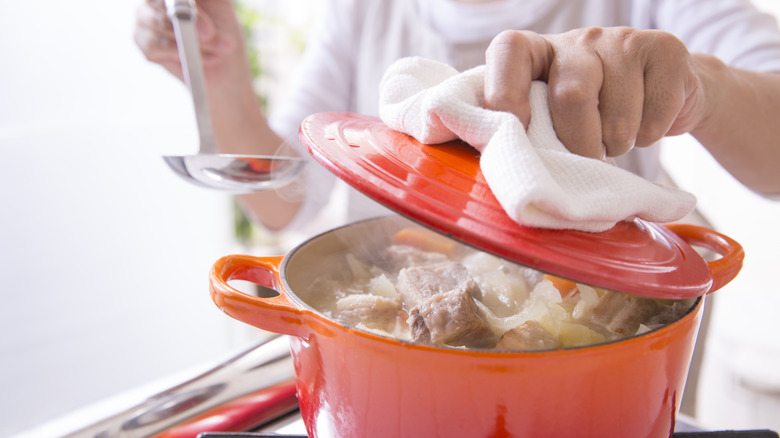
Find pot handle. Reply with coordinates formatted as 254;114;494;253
209;254;311;338
664;223;744;294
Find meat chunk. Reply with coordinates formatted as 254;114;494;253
645;301;691;328
496;320;560;351
336;294;402;332
407;289;495;348
396;262;480;307
590;291;628;326
591;291;669;337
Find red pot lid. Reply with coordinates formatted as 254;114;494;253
299;112;713;299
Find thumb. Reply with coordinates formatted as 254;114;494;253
196;10;216;41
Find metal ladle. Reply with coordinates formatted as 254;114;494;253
163;0;305;193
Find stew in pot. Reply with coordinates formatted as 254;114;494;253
302;225;693;350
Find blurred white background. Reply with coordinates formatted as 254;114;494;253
1;1;778;436
0;1;250;436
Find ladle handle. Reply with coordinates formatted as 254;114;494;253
166;0;217;154
665;223;744;294
209;254;312;338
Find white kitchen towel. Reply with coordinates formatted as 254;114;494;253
378;57;696;232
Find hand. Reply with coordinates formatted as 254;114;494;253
484;27;706;159
133;0;244;83
134;0;304;230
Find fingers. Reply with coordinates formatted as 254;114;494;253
134;0;182;76
485;27;701;160
196;12;232;66
134;0;232;80
484;30;552;128
635;32;691;147
595;31;645;156
547;27;647;159
546;38;606;159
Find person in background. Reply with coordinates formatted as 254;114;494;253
135;0;780;235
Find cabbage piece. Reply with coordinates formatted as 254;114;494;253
345;253;372;281
461;251;504;275
369;273;400;299
512;280;567;336
572;284;599;320
473;300;527;335
462;252;533;316
476;270;518;317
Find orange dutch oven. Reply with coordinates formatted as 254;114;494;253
209;113;745;438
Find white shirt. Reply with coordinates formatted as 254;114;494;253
269;0;780;231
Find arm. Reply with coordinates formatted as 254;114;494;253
135;0;301;230
483;27;780;197
136;0;364;231
689;54;780;196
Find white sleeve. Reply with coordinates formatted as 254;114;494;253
267;0;363;232
654;0;780;72
268;0;361;138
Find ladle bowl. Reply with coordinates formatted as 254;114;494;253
163;154;306;193
163;0;305;193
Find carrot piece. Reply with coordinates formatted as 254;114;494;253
543;274;578;296
391;227;457;254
